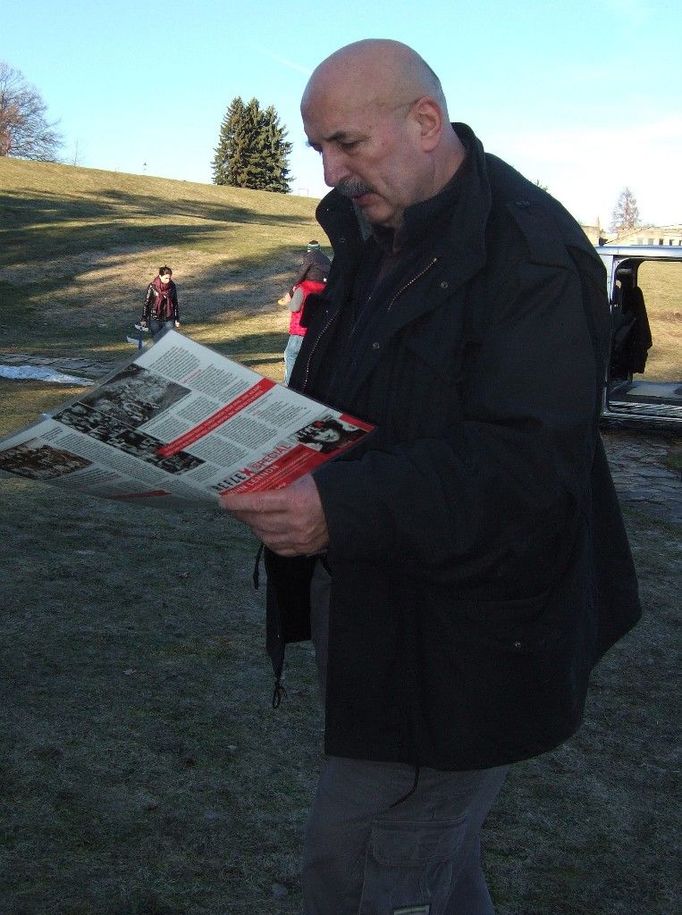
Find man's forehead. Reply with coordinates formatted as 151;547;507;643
303;60;387;109
302;93;384;138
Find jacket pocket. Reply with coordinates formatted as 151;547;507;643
453;588;567;654
359;818;467;915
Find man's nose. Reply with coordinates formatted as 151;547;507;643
322;148;349;188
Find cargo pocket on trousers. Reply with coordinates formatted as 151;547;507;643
358;817;467;915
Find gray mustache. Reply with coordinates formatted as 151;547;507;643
336;179;374;198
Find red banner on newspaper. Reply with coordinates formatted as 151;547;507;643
220;444;330;494
217;413;373;495
157;378;275;458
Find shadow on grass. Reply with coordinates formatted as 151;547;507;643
0;186;313;240
0;210;309;268
0;174;325;365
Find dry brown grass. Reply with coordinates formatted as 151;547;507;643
0;160;680;915
636;260;682;381
0;156;322;378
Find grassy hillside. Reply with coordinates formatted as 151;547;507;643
0;158;322;377
0;160;679;914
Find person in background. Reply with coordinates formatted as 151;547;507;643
288;240;332;292
279;241;331;382
223;39;641;913
137;266;180;338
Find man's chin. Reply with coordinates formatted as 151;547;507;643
355;196;394;227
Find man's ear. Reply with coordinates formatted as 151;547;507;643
412;96;443;152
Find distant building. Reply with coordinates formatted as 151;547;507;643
606;225;682;246
580;223;608;245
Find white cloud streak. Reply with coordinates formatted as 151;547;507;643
253;45;312;76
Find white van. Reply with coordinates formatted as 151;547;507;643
598;245;682;426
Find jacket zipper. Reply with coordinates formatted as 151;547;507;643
301;255;440;393
386;256;439;313
301;306;339;394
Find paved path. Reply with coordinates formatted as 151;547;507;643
0;353;114;380
602;427;681;526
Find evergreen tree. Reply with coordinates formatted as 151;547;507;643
211;97;245;186
212;97;291;193
259;105;292;193
610;187;641;234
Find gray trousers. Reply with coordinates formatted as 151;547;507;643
305;561;509;914
148;317;175;339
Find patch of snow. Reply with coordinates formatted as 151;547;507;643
0;365;94;385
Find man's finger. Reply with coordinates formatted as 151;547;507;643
221;489;290;514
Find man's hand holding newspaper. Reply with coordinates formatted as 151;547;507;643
222;473;329;557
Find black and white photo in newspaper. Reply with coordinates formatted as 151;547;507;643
0;330;373;507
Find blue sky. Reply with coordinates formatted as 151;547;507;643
3;0;680;228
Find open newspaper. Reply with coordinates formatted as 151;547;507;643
0;330;373;508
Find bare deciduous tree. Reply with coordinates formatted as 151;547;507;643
610;187;641;234
0;61;62;161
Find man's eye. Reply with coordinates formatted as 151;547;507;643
339;140;359;152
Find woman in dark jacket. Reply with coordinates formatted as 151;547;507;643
138;265;180;338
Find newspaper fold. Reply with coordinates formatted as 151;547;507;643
0;330;373;508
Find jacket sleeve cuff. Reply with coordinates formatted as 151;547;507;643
313;456;396;563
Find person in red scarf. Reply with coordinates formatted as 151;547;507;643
137;266;181;338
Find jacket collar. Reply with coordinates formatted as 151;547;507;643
317;124;491;300
308;125;493;398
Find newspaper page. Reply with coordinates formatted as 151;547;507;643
0;330;374;508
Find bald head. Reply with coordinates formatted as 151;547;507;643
301;40;465;230
302;39;449;118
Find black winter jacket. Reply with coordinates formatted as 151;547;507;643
143;279;180;323
265;124;641;770
290;248;332;290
